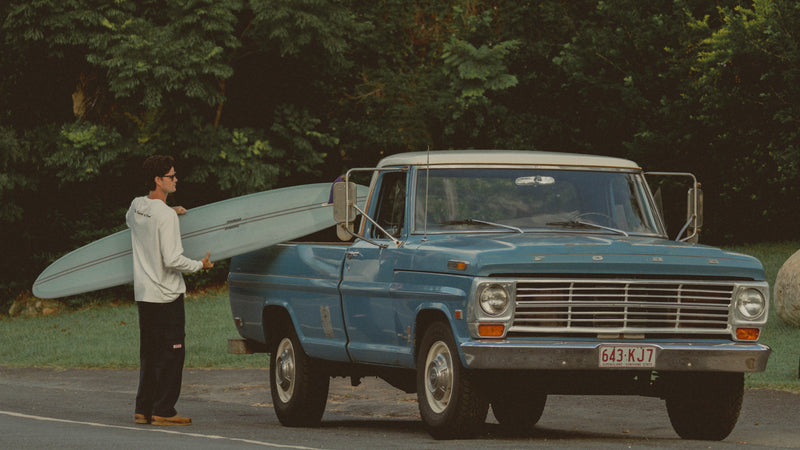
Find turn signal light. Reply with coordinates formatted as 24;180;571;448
736;328;760;341
478;324;505;337
447;260;469;271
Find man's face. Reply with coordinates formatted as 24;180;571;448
158;167;178;194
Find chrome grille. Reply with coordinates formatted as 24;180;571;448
511;279;733;336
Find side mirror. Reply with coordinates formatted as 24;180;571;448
685;186;703;243
645;171;701;243
653;187;665;225
333;181;357;241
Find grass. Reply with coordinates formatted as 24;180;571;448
0;287;265;369
2;241;799;391
722;241;800;391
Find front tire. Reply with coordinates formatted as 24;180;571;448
491;390;547;434
417;321;488;439
664;372;743;440
269;324;329;427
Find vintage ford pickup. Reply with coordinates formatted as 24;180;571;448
228;150;770;440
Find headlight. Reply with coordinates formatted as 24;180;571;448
736;288;766;320
479;284;510;316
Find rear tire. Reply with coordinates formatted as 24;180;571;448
269;323;329;427
417;321;488;439
664;372;743;440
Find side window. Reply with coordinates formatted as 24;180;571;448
373;172;406;239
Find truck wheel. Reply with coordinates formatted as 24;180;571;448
664;372;743;440
417;322;488;439
491;391;546;434
269;325;329;427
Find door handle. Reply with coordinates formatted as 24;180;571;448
345;250;360;259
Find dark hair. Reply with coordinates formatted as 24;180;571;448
142;155;175;191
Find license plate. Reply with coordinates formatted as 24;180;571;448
598;345;657;368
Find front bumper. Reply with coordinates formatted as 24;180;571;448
461;340;771;372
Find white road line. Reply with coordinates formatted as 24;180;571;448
0;410;318;449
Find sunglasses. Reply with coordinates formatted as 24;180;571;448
161;173;177;180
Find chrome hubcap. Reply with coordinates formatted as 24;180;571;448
424;341;453;413
275;338;295;403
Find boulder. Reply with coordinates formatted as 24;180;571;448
8;292;66;318
775;249;800;327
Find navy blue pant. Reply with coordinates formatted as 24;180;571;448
135;295;185;418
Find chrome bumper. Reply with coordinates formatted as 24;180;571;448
460;340;771;372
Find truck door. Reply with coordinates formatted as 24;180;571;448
340;170;414;366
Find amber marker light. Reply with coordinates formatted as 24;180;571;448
478;324;505;337
447;260;469;271
736;328;760;341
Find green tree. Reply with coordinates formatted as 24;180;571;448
3;0;800;308
690;0;800;240
491;0;778;242
0;0;354;306
330;1;520;165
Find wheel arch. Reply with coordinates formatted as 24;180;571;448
414;308;457;364
263;304;295;351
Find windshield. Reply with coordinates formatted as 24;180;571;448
414;168;663;235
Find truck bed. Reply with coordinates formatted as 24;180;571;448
228;239;351;362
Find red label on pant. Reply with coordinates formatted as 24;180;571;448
172;344;183;349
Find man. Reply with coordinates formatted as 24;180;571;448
126;155;213;426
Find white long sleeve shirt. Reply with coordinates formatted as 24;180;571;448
126;196;203;303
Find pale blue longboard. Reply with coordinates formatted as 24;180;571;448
33;183;367;299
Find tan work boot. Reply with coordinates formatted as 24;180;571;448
151;414;192;426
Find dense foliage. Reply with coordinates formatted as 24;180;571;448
1;0;798;307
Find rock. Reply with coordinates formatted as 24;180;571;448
8;292;66;318
775;249;800;327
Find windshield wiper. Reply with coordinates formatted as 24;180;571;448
546;220;629;237
439;219;524;234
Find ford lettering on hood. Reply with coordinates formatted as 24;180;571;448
406;233;764;280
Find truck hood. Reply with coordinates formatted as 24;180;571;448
405;233;764;280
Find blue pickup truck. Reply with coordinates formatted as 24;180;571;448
228;150;770;440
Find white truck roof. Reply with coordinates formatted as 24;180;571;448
377;150;641;170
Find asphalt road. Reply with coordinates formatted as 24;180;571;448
1;367;798;449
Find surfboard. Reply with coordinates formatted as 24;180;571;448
32;183;368;299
